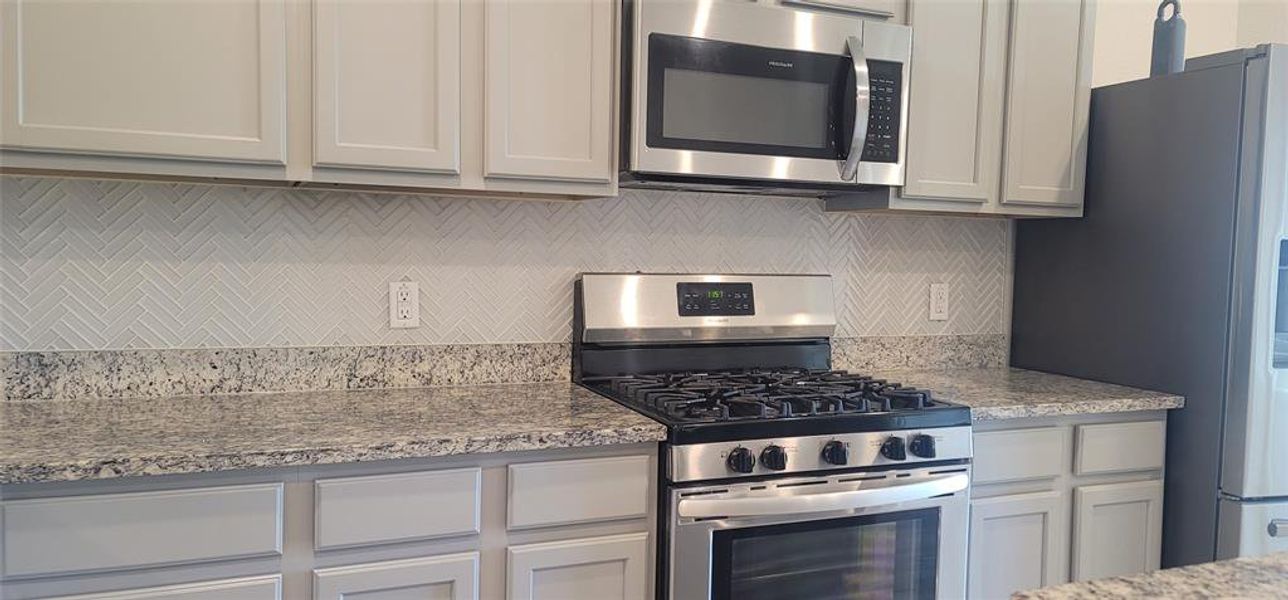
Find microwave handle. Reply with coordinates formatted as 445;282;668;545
676;473;968;519
839;35;870;182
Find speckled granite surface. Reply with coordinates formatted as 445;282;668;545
833;334;1008;372
0;382;665;484
1;335;1008;401
1013;553;1288;599
1;344;569;401
881;368;1184;420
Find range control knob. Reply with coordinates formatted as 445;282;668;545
726;447;756;473
821;440;849;465
880;436;908;461
909;434;937;459
760;445;788;471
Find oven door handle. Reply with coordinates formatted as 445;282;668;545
676;473;968;519
838;34;870;182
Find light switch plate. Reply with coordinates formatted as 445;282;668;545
389;281;420;328
929;283;949;321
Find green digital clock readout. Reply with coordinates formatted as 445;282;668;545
677;282;754;316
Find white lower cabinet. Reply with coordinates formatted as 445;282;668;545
968;413;1168;598
968;492;1068;599
506;533;649;600
0;447;655;600
314;553;479;600
1071;479;1164;581
46;575;282;600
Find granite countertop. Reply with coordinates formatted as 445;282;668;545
0;382;666;485
0;368;1183;485
1013;553;1288;599
881;368;1185;420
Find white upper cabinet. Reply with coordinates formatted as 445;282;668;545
483;0;614;183
901;0;1007;204
1001;0;1096;208
0;0;286;164
840;0;1097;217
313;0;461;174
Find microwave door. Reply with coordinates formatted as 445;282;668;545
637;33;853;186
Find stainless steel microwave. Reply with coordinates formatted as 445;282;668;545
622;0;911;194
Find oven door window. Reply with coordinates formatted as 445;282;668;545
646;34;853;160
711;508;939;600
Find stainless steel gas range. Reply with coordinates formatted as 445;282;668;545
572;273;972;600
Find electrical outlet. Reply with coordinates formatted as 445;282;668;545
929;283;949;322
389;281;420;328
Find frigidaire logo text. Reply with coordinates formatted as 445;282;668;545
768;60;793;68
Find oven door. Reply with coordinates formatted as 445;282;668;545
629;0;909;187
668;467;968;600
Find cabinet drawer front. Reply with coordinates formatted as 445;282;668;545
1075;421;1166;475
45;575;282;600
315;468;481;551
973;428;1065;484
508;456;649;530
314;552;479;600
2;483;283;578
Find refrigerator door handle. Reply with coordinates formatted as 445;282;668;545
1269;519;1287;537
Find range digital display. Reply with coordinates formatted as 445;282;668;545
677;282;754;316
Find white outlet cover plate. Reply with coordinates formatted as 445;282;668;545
929;282;949;321
389;281;420;328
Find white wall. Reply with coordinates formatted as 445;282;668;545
1237;0;1288;46
1093;0;1241;87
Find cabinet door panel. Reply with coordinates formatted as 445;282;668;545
314;0;460;173
1072;479;1164;581
314;553;479;600
484;0;614;183
968;491;1068;599
902;0;1007;203
1000;0;1095;207
507;533;648;600
0;0;285;163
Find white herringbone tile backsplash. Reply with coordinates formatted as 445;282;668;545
0;176;1010;351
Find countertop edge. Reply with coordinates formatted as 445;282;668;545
0;424;668;486
971;394;1186;421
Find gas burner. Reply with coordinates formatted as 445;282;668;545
583;369;948;424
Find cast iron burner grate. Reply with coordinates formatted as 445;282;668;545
583;368;946;424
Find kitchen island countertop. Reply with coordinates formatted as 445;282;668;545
1013;553;1288;599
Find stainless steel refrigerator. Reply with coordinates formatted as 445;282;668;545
1011;44;1288;568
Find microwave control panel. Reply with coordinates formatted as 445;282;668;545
677;282;755;317
861;60;903;164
